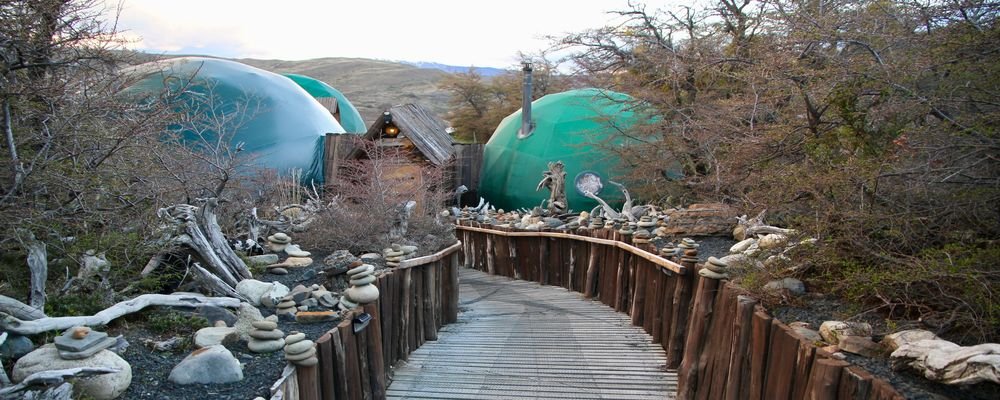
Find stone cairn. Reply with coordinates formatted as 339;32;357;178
654;215;671;238
618;221;636;236
339;263;379;311
588;216;606;229
678;238;699;266
659;242;677;260
275;295;298;319
633;215;656;244
699;256;730;279
383;244;417;265
248;320;284;353
54;326;117;360
283;332;317;367
267;232;291;252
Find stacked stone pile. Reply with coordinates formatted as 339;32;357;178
283;332;318;367
247;320;284;353
13;327;132;399
339;263;379;311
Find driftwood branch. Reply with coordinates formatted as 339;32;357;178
0;293;240;335
736;209;797;237
16;383;73;400
189;262;246;300
0;295;46;321
0;368;119;398
583;191;621;220
0;332;10;386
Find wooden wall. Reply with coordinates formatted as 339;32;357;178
450;144;483;207
455;221;906;400
270;243;461;400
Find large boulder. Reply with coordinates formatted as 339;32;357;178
882;329;939;352
233;302;265;342
235;279;289;307
891;339;1000;386
819;321;873;345
168;345;243;385
13;344;132;400
659;203;738;236
193;326;239;348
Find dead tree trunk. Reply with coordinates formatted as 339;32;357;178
17;231;47;312
157;199;252;293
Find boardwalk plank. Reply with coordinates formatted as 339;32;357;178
387;268;677;400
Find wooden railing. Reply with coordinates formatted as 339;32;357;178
269;241;461;400
456;221;906;400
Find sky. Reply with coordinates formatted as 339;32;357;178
109;0;639;69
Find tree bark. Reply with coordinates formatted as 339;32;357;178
0;294;240;335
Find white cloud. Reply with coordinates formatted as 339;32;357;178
109;0;636;67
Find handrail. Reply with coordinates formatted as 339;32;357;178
397;241;463;269
455;225;686;275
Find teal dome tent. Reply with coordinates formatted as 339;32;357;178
123;57;346;185
479;88;653;212
283;73;367;133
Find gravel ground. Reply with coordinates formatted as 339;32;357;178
116;248;355;400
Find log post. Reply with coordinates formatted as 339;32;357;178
677;274;721;400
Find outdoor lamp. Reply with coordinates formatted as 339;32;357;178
353;312;372;332
382;111;399;138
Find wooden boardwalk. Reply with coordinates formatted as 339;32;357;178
387;268;677;399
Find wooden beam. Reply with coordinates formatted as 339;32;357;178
455;225;686;274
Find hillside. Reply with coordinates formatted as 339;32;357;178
236;57;453;126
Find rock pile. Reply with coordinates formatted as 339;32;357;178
384;244;417;264
340;263;379;311
54;326;117;360
283;332;318;367
267;232;291;252
659;203;737;236
889;330;1000;386
275;295;298;319
698;256;729;279
248;320;285;353
13;327;132;399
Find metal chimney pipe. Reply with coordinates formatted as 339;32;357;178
519;61;534;138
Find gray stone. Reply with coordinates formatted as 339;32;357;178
194;326;238;348
168;345;243;385
268;267;289;275
235;279;290;307
145;337;184;352
233;302;264;342
247;254;279;265
14;344;131;400
285;339;314;355
359;253;381;261
729;238;756;253
789;322;823;343
0;334;34;359
290;285;312;303
54;327;108;353
284;244;311;257
285;332;306;345
348;264;375;276
251;320;277;330
300;298;319;308
350;275;377;286
248;338;284;353
58;336;117;360
285;347;317;361
763;277;806;295
195;305;237;327
249;329;284;340
299;268;317;280
698;269;728;280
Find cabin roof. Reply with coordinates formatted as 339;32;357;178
360;103;455;166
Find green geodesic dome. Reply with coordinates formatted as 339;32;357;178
123;57;346;185
283;73;366;133
479;88;652;212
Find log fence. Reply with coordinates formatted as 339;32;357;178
268;241;461;400
455;221;905;400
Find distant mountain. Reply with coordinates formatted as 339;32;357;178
237;57;453;126
402;61;508;77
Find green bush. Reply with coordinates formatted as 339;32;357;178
146;311;209;334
